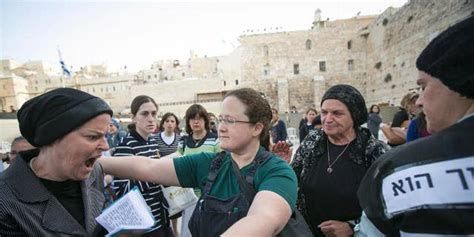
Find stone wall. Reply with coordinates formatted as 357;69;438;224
117;77;228;118
239;16;375;113
239;0;473;111
0;76;30;112
364;0;473;106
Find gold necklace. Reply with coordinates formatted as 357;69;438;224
326;139;350;173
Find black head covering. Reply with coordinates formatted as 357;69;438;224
321;84;368;128
416;16;474;99
17;88;113;147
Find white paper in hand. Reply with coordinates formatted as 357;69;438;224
96;187;155;235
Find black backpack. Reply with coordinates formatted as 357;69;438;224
213;151;314;237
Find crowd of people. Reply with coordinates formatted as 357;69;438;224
0;15;472;237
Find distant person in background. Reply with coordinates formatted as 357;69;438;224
299;108;318;142
270;108;288;143
157;112;181;157
406;110;430;142
106;118;126;150
103;117;124;164
103;119;126;208
1;136;34;171
156;112;182;236
208;112;218;135
290;105;298;113
5;136;35;165
381;92;420;147
367;105;383;139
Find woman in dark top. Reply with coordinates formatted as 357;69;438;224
291;85;389;237
299;108;318;142
367;105;382;139
270;108;288;143
0;88;111;236
406;111;431;142
112;95;173;236
382;92;420;147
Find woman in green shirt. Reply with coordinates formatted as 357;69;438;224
100;88;297;236
178;104;221;237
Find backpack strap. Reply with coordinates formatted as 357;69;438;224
231;158;256;204
231;150;273;202
244;151;273;188
202;151;227;195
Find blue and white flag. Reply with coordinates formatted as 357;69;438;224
58;49;71;77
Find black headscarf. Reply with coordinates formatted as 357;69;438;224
321;84;368;128
17;88;113;147
416;16;474;99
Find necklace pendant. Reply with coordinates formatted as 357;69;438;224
327;167;333;173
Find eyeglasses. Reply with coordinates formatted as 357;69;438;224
218;117;253;125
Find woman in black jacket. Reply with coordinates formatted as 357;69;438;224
299;108;319;142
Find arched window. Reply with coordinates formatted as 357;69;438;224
263;45;269;56
306;39;312;50
347;40;352;50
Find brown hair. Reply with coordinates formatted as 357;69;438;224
185;104;210;134
400;92;419;110
369;104;380;114
131;95;158;116
224;88;272;150
128;95;158;131
306;108;318;115
159;112;181;133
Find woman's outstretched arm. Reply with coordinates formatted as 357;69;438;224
98;156;180;186
222;190;292;236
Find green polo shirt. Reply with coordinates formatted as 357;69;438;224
173;148;298;211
